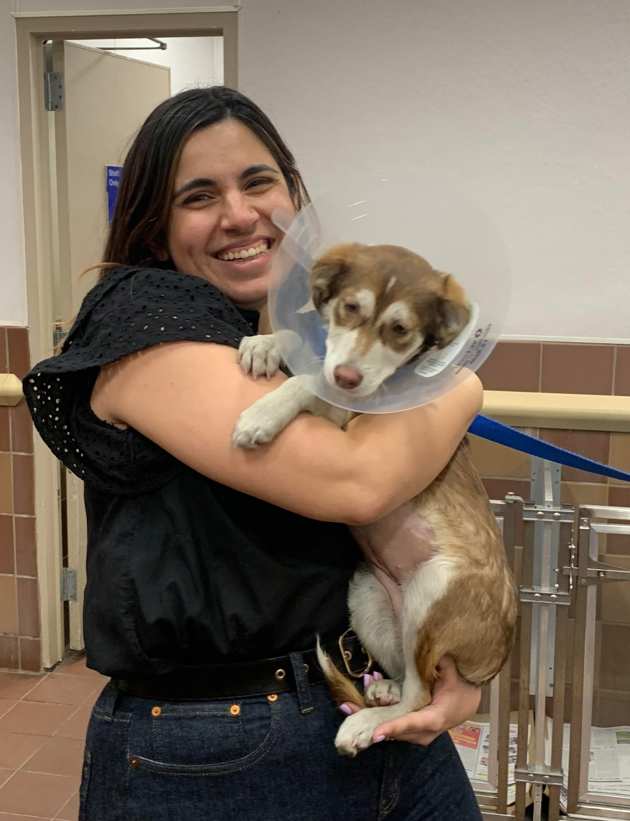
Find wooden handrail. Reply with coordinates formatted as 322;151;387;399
0;374;24;406
482;390;630;433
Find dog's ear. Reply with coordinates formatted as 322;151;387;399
432;275;471;349
310;244;356;311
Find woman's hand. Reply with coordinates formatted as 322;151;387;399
341;657;481;746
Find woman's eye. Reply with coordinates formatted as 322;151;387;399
247;177;274;190
392;324;408;334
185;193;213;205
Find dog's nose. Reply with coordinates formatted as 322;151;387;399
334;365;363;390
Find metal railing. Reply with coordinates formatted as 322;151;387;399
477;464;630;820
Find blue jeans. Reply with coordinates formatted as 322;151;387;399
80;663;482;820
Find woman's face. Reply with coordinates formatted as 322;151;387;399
167;119;297;310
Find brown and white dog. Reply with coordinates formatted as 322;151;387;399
232;243;518;756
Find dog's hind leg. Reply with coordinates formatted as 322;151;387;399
335;556;457;756
313;564;404;711
348;564;404;682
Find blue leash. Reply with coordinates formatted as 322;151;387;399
469;415;630;484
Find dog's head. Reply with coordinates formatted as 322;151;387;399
311;243;470;396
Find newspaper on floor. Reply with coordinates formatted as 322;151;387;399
547;719;630;808
449;720;519;805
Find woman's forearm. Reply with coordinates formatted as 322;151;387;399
340;374;483;522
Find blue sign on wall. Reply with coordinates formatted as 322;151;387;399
106;166;123;225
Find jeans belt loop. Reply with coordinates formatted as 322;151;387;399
289;651;315;714
100;681;123;722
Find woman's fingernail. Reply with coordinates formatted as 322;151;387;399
374;671;383;681
340;704;353;715
375;734;386;743
363;674;371;687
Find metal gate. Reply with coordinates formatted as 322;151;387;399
476;463;630;820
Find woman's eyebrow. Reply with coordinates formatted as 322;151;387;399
173;165;280;200
239;164;280;180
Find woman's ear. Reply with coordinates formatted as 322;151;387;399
310;244;357;312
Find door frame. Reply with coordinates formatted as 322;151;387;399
15;7;239;669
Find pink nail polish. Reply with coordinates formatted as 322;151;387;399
340;704;353;715
375;735;386;743
363;674;370;687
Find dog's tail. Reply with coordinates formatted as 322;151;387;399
316;638;366;709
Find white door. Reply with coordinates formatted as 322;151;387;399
49;41;171;650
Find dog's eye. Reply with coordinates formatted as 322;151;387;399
392;324;408;335
345;302;359;314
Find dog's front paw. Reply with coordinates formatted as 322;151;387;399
335;709;384;757
365;679;401;707
237;335;283;379
231;401;286;449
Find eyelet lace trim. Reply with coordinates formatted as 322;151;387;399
23;266;255;496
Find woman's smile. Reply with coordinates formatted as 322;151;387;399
211;236;276;276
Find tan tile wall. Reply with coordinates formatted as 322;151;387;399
475;341;630;726
0;326;39;672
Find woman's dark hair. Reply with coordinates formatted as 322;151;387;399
100;86;310;280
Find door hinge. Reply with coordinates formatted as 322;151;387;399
61;568;77;602
44;71;63;111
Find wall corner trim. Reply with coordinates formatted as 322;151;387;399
0;373;25;406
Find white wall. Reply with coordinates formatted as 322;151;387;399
69;37;223;96
2;0;630;343
240;0;630;342
0;0;28;326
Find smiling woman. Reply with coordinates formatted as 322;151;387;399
23;86;484;821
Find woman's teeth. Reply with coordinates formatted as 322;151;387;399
217;241;269;261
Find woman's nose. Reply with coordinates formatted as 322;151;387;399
220;191;258;232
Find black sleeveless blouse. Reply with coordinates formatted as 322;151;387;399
23;266;360;679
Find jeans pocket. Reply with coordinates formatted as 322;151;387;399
131;695;279;776
78;750;92;821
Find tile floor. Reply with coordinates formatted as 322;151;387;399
0;655;108;820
